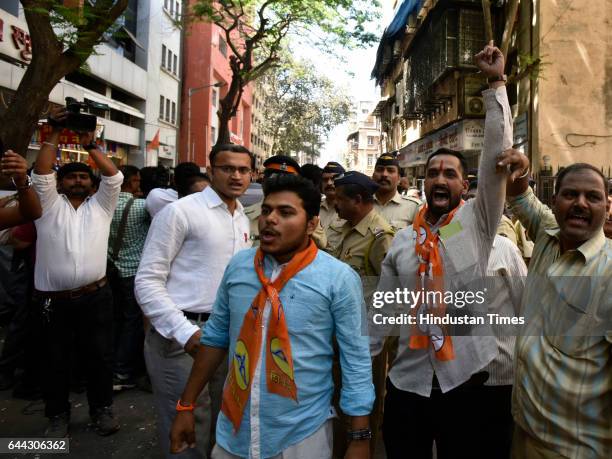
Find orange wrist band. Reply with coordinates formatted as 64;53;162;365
176;399;195;411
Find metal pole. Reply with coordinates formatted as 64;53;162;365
188;89;192;163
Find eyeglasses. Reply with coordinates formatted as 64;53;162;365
212;165;252;176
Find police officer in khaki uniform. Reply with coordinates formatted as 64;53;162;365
245;155;327;248
329;171;394;458
332;171;394;276
319;161;345;228
371;152;420;231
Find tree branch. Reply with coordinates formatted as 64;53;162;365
481;0;494;44
501;0;520;58
71;0;129;58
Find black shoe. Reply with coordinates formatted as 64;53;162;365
112;374;137;392
135;374;152;393
45;413;69;438
0;372;15;391
91;406;120;436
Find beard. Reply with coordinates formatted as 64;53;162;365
64;186;90;199
426;186;462;219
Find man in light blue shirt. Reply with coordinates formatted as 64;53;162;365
170;174;374;459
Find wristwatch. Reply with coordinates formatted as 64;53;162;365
82;142;98;151
12;175;32;191
347;428;372;441
487;74;507;84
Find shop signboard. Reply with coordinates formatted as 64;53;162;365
399;119;485;167
0;10;32;64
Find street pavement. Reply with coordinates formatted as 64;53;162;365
0;387;162;458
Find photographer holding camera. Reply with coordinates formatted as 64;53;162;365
31;105;123;438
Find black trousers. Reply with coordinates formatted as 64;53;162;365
110;275;145;378
39;285;114;418
383;378;513;459
0;249;31;377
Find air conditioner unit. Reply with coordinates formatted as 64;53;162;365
464;96;485;116
461;73;487;117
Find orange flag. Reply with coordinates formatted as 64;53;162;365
148;129;160;151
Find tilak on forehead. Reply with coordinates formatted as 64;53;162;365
439;159;444;172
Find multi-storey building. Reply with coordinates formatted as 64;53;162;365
136;0;183;167
0;0;183;167
372;0;611;201
250;81;273;169
344;101;381;176
178;0;252;167
372;0;489;184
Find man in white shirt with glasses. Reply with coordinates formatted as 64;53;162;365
136;143;252;458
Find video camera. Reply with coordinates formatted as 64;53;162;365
49;97;110;133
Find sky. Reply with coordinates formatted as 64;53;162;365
290;1;397;166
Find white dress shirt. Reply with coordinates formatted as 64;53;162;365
135;186;251;347
31;171;123;292
145;187;178;217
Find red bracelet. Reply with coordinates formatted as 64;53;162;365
176;399;195;412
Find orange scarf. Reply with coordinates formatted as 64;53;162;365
221;241;318;432
409;203;463;361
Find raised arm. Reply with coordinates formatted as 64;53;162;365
35;107;66;176
79;130;118;177
471;42;514;239
497;149;557;240
0;151;41;228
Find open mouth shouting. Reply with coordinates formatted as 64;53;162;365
431;186;450;208
260;227;280;244
565;210;591;228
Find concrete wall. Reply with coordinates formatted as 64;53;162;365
532;0;612;173
131;0;182;167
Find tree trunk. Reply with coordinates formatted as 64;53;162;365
215;71;244;147
500;0;520;59
481;0;494;44
0;53;75;156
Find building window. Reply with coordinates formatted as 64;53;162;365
367;136;374;146
367;154;374;167
167;48;172;70
211;126;217;144
161;44;166;68
169;0;174;16
159;96;165;119
171;102;176;124
219;36;227;57
165;98;170;122
173;54;178;74
164;0;169;10
175;1;180;19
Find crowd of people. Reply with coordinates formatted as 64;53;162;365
0;43;610;459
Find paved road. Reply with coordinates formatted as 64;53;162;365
0;387;162;459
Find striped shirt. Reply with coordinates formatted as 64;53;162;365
108;192;150;278
508;188;612;458
483;235;527;386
